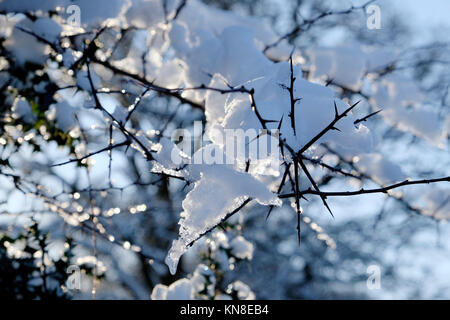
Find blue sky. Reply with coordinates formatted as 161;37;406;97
308;0;450;46
379;0;450;43
388;0;450;27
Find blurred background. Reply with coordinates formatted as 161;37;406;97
0;0;449;299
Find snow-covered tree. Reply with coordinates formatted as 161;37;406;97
0;0;448;299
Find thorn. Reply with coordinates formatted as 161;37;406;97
298;158;334;218
349;100;361;111
293;158;302;244
266;205;274;221
354;109;382;125
277;115;284;131
248;131;267;144
321;196;334;218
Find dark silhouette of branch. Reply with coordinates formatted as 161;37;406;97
263;0;377;53
281;55;301;136
91;58;205;111
266;162;291;220
86;62;155;161
302;155;361;178
297;100;361;154
50;140;130;167
279;176;450;199
298;157;334;217
354;109;383;125
293;158;301;244
186;198;253;249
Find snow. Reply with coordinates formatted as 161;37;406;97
151;278;194;300
154;59;184;89
307;46;367;91
152;137;188;170
111;106;128;125
165;165;281;274
30;17;62;42
227;281;255;300
353;153;407;185
173;0;291;60
307;44;445;147
125;0;446;276
151;263;255;299
213;61;373;154
4;18;48;65
125;0;172;29
151;264;217;300
1;0;448;300
12;97;36;123
73;0;125;26
51;101;78;132
372;75;444;146
420;191;450;220
230;236;254;260
76;71;101;92
190;264;216;297
62;49;76;69
165;0;290;98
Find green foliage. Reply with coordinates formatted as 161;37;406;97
0;220;75;300
0;39;78;154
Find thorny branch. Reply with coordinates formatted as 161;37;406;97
4;4;449;266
